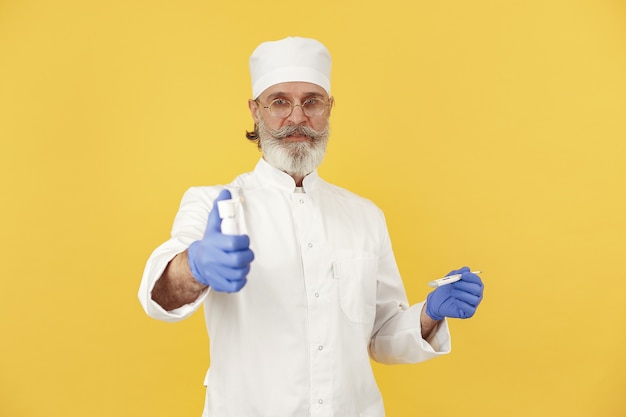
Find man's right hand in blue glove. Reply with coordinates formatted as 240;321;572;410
187;189;255;293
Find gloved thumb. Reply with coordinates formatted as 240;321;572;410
204;189;232;237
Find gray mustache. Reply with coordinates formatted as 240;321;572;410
272;125;326;140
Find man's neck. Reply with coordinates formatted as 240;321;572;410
292;174;305;187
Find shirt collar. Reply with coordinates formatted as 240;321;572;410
255;158;320;193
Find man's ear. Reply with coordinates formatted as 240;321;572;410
248;99;261;123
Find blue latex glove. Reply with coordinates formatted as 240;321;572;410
187;189;254;292
426;267;484;321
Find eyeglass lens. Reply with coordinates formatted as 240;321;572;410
269;99;326;118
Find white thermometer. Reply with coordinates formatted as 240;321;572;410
428;271;482;288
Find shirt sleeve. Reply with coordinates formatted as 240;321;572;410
137;186;219;322
369;301;451;364
367;210;452;364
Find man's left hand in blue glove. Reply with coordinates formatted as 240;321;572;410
425;267;484;322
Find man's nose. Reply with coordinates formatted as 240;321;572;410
286;104;307;124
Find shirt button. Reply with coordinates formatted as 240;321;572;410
318;345;324;351
308;242;313;248
299;199;305;204
314;292;320;298
318;399;324;405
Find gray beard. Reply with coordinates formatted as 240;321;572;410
257;119;329;180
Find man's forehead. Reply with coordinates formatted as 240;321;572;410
260;82;328;100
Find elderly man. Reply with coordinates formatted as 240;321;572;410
139;36;484;417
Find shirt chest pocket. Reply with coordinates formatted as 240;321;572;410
333;252;378;325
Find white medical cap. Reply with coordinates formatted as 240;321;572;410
249;36;332;99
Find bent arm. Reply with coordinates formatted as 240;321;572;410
368;211;451;364
369;301;451;364
152;250;207;311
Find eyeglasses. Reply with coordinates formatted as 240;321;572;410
258;97;332;118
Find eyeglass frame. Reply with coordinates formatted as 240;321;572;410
255;96;333;119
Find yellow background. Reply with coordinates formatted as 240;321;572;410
1;0;625;416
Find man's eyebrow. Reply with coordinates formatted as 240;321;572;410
265;91;326;100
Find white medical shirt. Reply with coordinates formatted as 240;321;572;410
139;158;451;417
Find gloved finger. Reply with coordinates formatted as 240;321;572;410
210;275;247;293
192;245;253;271
223;247;255;267
437;297;477;319
210;234;252;253
211;263;251;282
225;277;247;293
455;276;484;298
190;239;252;269
224;278;247;293
460;270;483;285
199;262;246;288
450;288;482;308
204;189;233;237
200;239;253;269
453;279;483;296
453;298;478;318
